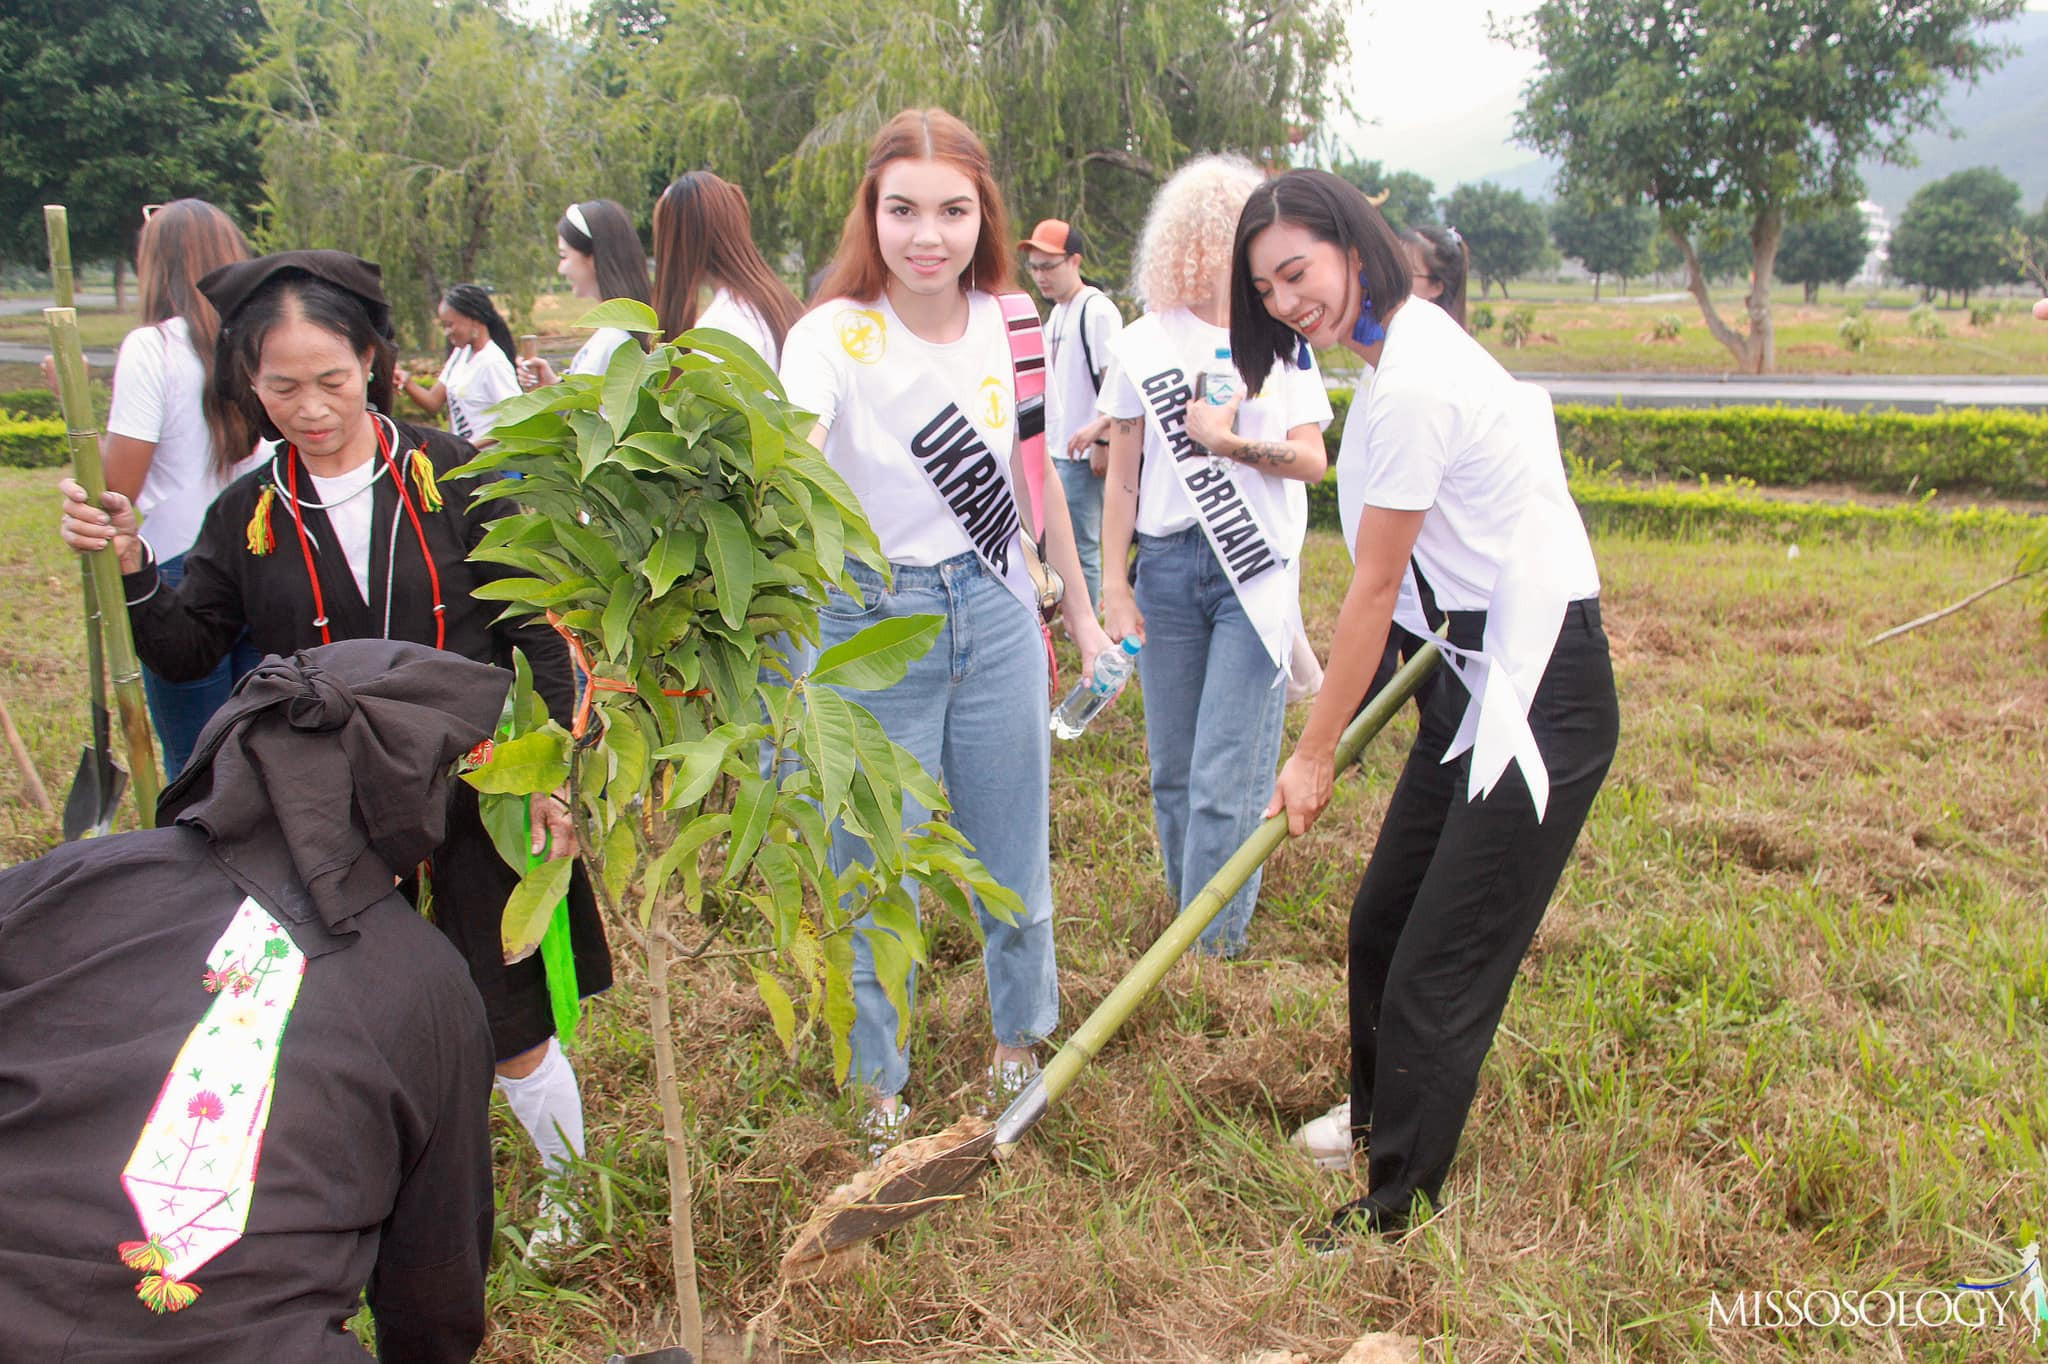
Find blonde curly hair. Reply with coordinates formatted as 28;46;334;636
1130;153;1267;313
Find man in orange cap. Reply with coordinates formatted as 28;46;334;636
1020;218;1122;607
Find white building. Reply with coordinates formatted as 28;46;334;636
1853;200;1891;287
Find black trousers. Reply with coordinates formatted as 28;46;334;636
1346;599;1618;1216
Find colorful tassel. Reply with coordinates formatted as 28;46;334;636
245;484;276;556
407;448;443;512
135;1273;200;1314
118;1237;171;1272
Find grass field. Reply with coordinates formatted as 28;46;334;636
3;465;2045;1360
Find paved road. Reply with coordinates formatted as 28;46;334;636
0;294;120;368
1521;372;2048;414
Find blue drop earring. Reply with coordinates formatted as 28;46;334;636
1351;271;1386;346
1296;335;1313;368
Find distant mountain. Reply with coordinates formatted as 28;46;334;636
1858;10;2048;217
1436;10;2048;215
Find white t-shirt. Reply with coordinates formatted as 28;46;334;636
1343;300;1599;612
697;288;780;371
781;292;1017;567
566;326;635;378
1101;307;1330;545
1046;287;1121;457
439;343;520;445
304;459;383;601
106;318;240;561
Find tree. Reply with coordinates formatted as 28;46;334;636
1509;0;2020;373
1775;206;1871;302
1441;182;1548;298
1548;195;1656;299
461;303;1017;1355
0;0;263;291
1888;167;2022;306
1652;210;1754;283
1331;157;1437;234
236;0;649;344
611;0;1353;290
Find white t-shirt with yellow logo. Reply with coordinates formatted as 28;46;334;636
780;291;1019;570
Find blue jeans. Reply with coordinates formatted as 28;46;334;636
1054;456;1104;610
142;554;262;779
1132;526;1288;956
819;551;1058;1098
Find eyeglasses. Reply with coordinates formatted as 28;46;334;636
1024;257;1071;274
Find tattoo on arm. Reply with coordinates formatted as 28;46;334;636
1112;417;1141;434
1232;440;1297;468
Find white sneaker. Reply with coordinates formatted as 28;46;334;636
525;1188;579;1261
1291;1098;1354;1170
984;1054;1041;1114
859;1101;911;1162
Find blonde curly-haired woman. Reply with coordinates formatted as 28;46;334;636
1096;154;1332;957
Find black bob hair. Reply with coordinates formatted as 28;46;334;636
1228;169;1412;396
212;275;398;446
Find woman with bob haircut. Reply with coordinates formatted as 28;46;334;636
58;250;612;1248
1400;224;1471;329
1230;169;1618;1243
62;199;260;775
1096;153;1330;959
779;107;1110;1153
653;170;801;367
520;198;655;388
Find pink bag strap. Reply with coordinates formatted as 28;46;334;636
997;292;1048;539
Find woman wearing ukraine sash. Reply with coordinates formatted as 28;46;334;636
779;108;1111;1154
1096;154;1333;959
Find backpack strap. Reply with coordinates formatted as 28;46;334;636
1076;288;1107;394
996;292;1048;539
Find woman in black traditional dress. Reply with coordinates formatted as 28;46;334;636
58;250;610;1245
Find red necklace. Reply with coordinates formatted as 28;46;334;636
280;415;447;649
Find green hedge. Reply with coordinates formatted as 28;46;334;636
1305;467;2041;546
0;388;59;420
1321;390;2048;499
0;417;65;468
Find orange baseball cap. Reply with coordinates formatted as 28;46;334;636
1019;219;1088;257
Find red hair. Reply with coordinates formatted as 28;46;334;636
812;108;1016;307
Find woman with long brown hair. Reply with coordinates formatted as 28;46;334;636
653;170;800;366
779;109;1109;1153
50;199;257;776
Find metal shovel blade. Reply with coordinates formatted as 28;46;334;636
62;702;128;840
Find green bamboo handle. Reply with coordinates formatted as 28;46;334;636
44;205;74;308
996;642;1443;1146
47;307;160;825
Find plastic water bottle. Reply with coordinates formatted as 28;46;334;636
1051;638;1142;740
1199;345;1238;405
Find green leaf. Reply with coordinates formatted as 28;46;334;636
604;335;648;438
809;614;942;691
478;790;530;874
700;499;756;630
801;685;859;819
723;772;774;883
604;709;650;799
501;857;574;965
463;727;570;795
642;527;700;597
577;298;661;334
600;576;648;660
675;325;782;395
823;927;856;1080
656;724;751;809
700;637;755;721
601;817;638;906
752;967;798;1054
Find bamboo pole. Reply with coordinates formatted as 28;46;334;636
46;307;159;825
45;205;75;307
998;643;1443;1148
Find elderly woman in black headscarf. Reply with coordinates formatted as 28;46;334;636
0;640;510;1361
57;251;610;1244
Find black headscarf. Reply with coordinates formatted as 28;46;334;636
198;248;394;339
158;640;508;951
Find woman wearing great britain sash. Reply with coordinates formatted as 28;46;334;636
779;109;1112;1149
1097;155;1331;959
58;250;612;1247
1231;171;1619;1243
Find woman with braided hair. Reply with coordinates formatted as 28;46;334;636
396;283;521;446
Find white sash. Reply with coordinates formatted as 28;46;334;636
1123;315;1295;673
843;302;1037;612
1394;383;1595;820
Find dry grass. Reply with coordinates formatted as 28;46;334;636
3;466;2045;1359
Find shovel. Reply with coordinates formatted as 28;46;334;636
781;644;1442;1274
62;565;129;840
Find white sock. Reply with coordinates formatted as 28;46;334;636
495;1037;586;1178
